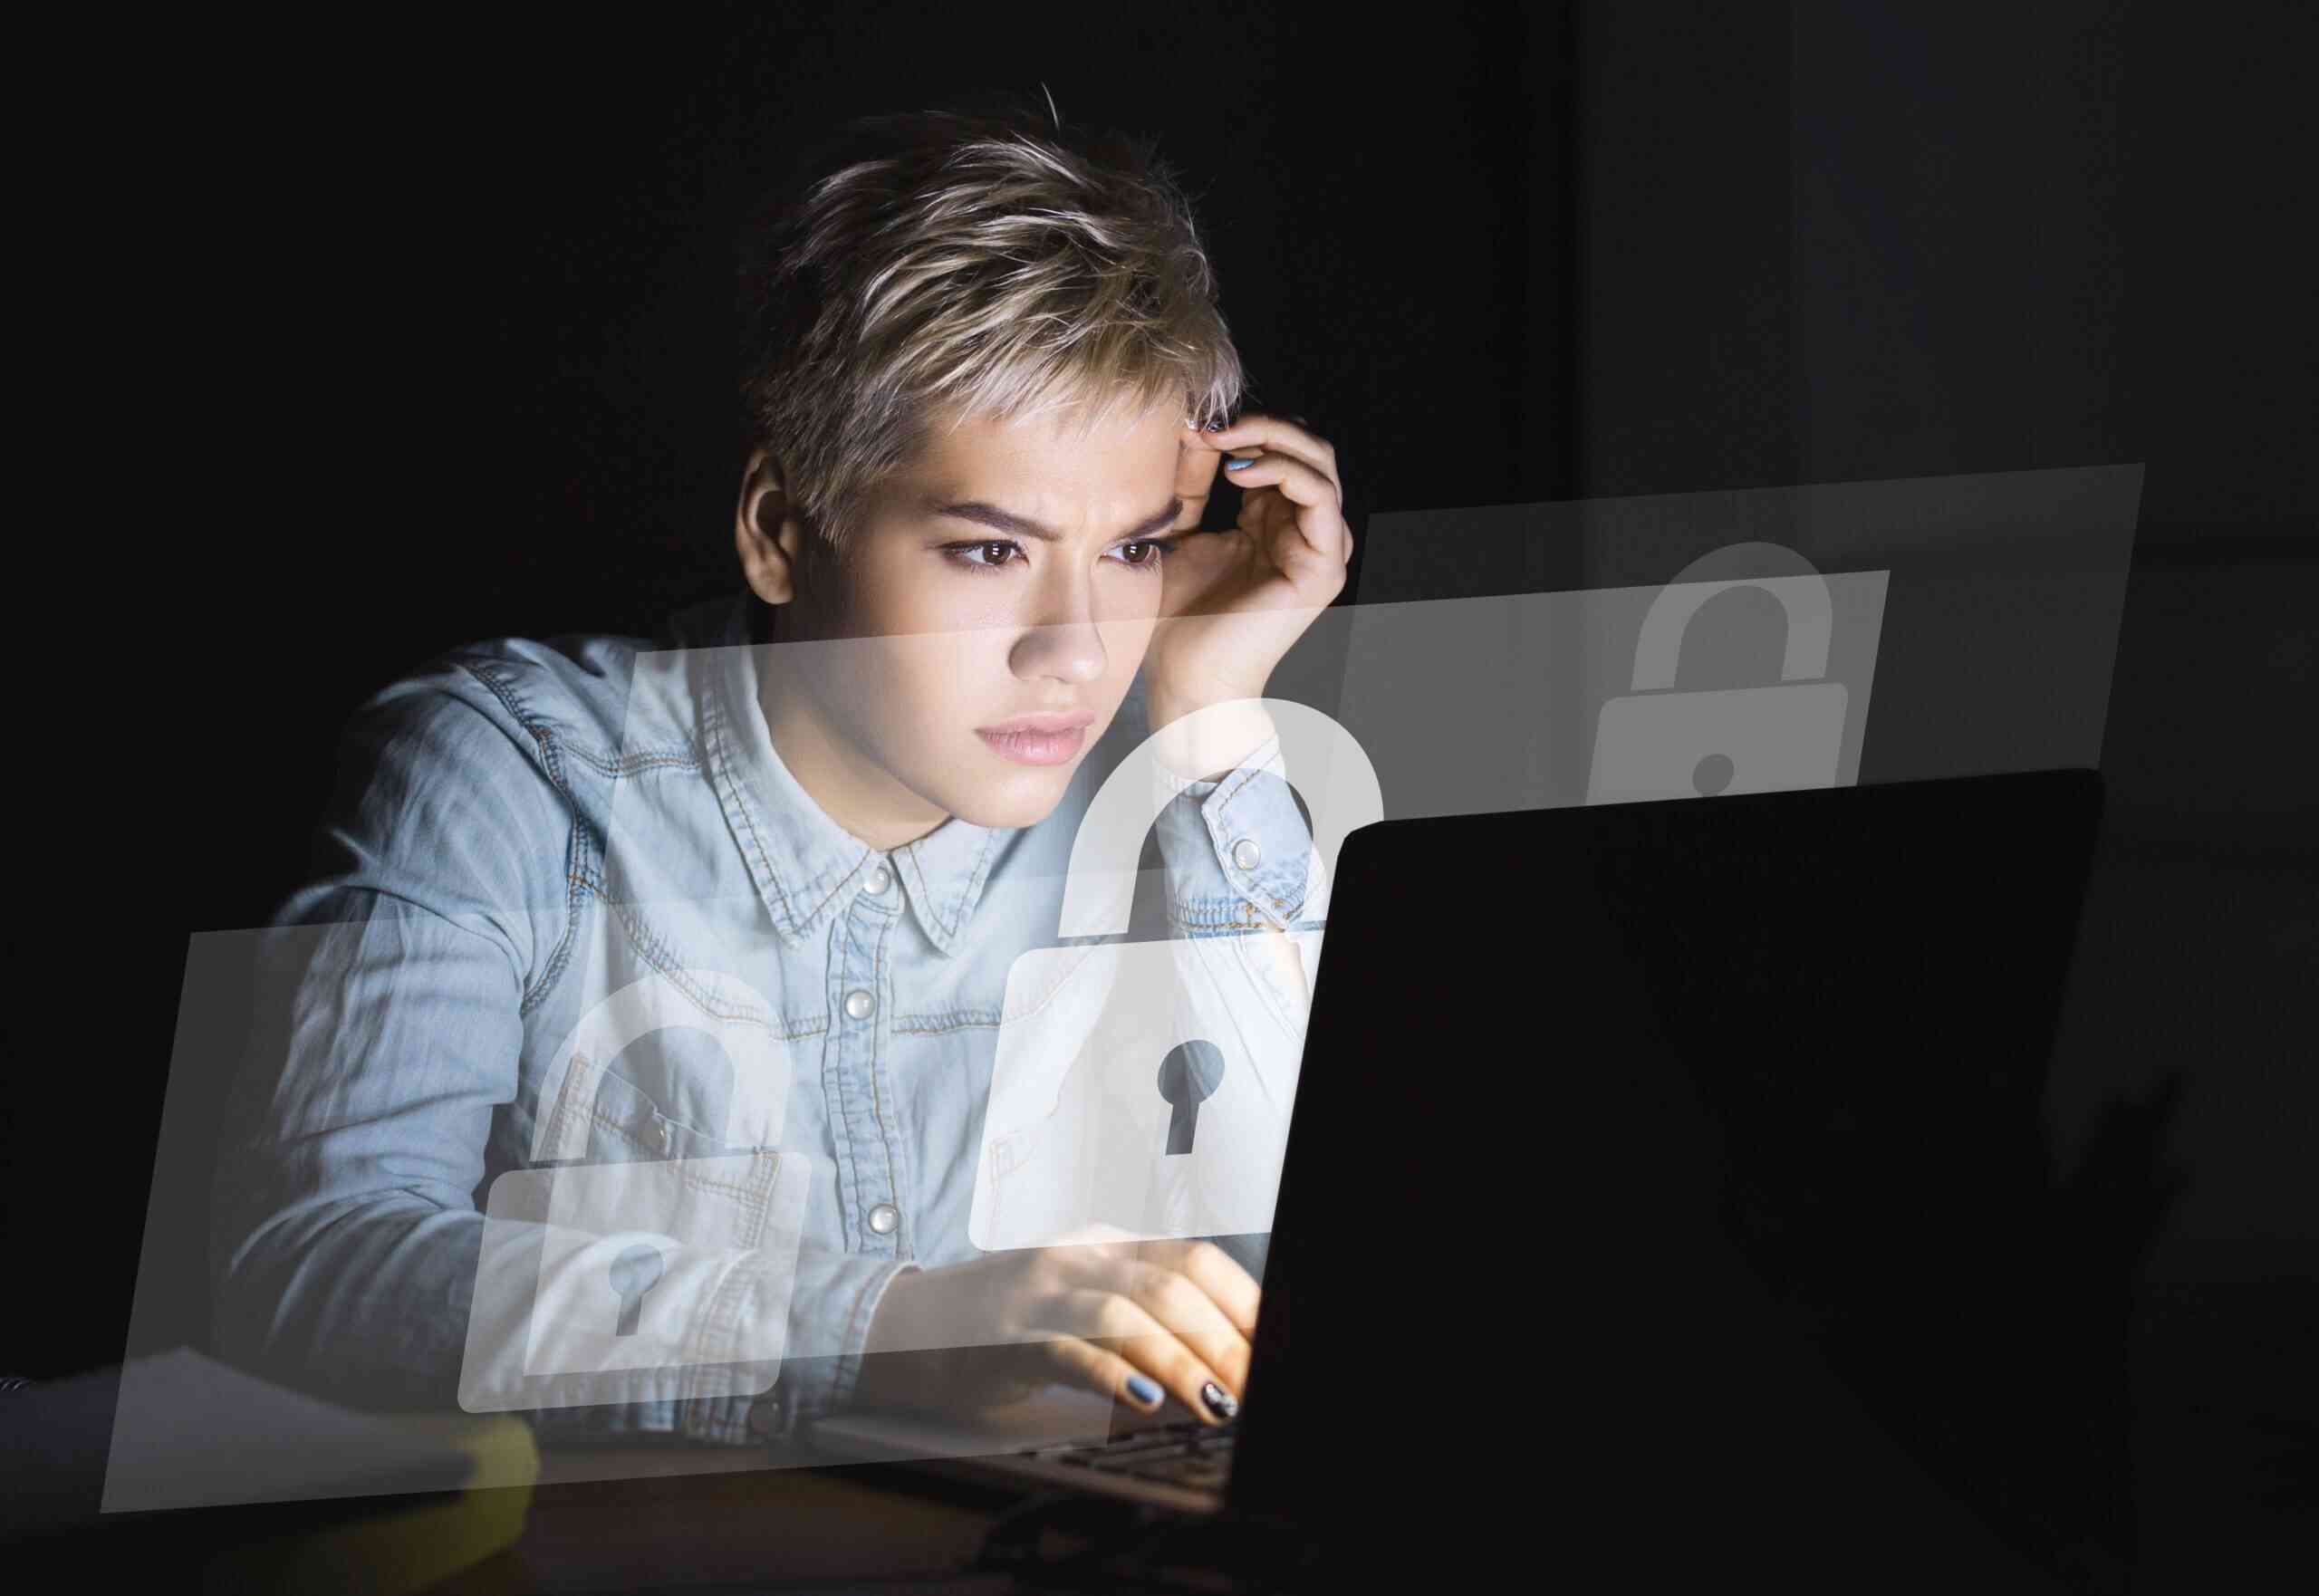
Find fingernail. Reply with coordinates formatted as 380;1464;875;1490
1225;457;1254;470
1126;1373;1163;1408
1204;418;1225;432
1199;1380;1239;1420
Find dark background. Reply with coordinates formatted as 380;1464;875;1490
21;0;2312;1576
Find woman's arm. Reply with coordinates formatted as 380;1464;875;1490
208;668;562;1411
207;664;809;1443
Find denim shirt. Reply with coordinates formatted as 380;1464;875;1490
209;592;1320;1447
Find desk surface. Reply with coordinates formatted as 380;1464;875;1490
438;1451;1012;1593
414;1280;2318;1595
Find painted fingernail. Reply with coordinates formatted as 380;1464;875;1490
1200;1380;1239;1420
1225;457;1255;470
1126;1373;1163;1408
1204;418;1225;432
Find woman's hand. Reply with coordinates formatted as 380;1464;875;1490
854;1236;1259;1424
1142;412;1355;742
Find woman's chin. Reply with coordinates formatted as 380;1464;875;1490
944;774;1077;832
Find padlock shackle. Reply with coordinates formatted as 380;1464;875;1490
1057;698;1385;940
1629;541;1835;693
531;967;789;1164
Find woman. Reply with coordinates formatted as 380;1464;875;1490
212;92;1353;1451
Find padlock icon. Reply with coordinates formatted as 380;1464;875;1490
459;965;810;1413
1587;541;1849;804
969;700;1382;1251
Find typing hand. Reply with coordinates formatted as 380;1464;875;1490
856;1236;1257;1425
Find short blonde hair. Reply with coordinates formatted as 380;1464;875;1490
739;95;1246;558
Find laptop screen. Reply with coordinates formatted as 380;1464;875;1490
1231;770;2109;1581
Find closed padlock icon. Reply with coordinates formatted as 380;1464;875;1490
459;965;810;1413
1587;541;1850;804
969;700;1383;1251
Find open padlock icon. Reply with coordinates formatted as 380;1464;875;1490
969;700;1382;1251
459;965;809;1413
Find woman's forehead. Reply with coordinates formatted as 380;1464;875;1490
904;391;1188;486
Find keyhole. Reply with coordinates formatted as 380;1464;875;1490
1157;1040;1227;1156
1692;753;1736;795
609;1243;666;1336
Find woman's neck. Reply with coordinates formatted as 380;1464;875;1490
752;647;951;853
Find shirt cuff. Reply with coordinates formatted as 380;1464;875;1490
1150;735;1319;936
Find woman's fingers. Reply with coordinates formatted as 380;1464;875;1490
1137;1239;1262;1340
1172;428;1225;530
1194;413;1342;502
1036;1332;1171;1417
1217;453;1349;570
1043;1288;1241;1424
1054;1239;1259;1346
1120;1258;1253;1398
1048;1243;1256;1412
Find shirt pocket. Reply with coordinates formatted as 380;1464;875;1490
581;1062;731;1164
537;1050;783;1255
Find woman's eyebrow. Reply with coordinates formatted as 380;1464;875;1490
926;497;1182;543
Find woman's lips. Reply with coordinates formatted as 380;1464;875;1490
977;726;1087;765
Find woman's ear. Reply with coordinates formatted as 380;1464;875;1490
735;447;807;607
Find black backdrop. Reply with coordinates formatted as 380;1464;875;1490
26;2;2314;1509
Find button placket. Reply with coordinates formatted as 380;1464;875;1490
833;870;904;1259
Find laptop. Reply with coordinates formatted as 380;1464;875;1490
808;770;2112;1582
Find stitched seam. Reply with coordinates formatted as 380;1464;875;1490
464;656;651;780
894;1008;1005;1034
528;802;587;1014
996;941;1107;1024
954;826;1006;945
566;875;829;1041
1211;777;1312;915
894;841;948;952
459;662;586;1016
561;1134;784;1203
676;1153;785;1202
797;845;875;932
1172;899;1276;931
584;1101;729;1154
461;659;535;728
559;745;701;778
544;1053;598;1162
674;1171;783;1201
1213;761;1269;812
705;687;794;928
587;1107;675;1154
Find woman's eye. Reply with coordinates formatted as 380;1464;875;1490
950;540;1021;569
1112;539;1171;568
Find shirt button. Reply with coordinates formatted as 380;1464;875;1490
863;865;891;896
844;988;877;1021
1231;837;1262;872
867;1203;900;1236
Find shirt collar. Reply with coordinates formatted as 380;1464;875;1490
681;594;1006;957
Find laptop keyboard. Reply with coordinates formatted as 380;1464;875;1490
1032;1418;1239;1492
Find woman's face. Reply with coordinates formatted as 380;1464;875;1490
745;392;1192;847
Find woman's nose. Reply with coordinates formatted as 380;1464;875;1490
1008;573;1111;683
1008;613;1109;685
